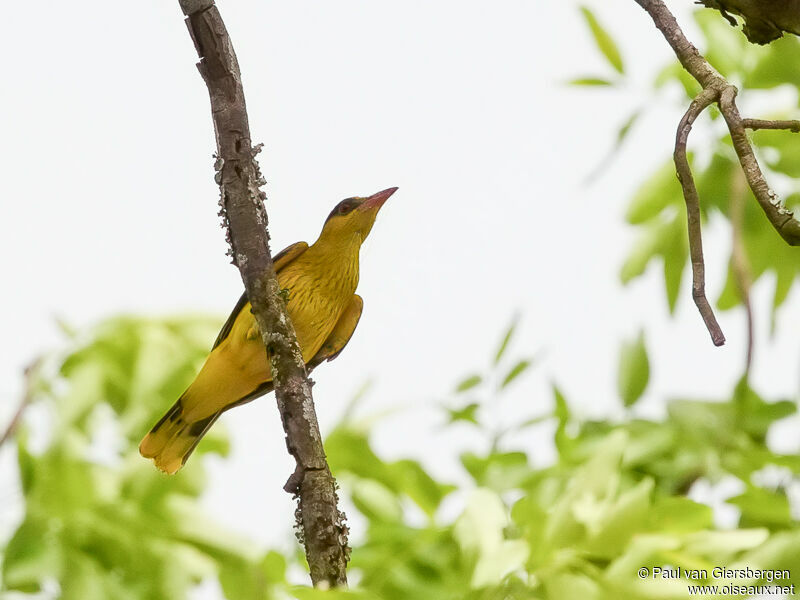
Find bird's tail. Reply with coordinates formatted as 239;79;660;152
139;396;219;475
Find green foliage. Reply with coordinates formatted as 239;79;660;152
2;314;799;599
2;308;800;600
1;317;288;600
323;345;800;599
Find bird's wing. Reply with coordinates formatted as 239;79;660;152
307;294;363;369
211;241;309;349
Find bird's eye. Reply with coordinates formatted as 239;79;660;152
325;198;358;223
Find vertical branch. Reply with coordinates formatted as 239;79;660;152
729;170;754;376
0;360;40;449
176;0;348;587
674;88;726;346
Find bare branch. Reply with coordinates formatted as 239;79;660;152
176;1;348;587
742;118;800;133
674;88;726;346
634;0;723;88
633;0;800;344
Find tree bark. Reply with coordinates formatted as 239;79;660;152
176;0;348;587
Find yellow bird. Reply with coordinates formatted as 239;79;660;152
140;187;397;474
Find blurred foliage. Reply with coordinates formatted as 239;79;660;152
1;317;283;600
2;316;799;600
575;7;800;319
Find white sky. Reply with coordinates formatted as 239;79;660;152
2;0;799;591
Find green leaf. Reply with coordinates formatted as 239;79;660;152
326;427;390;481
617;331;650;407
728;485;792;529
647;497;713;532
390;460;454;516
494;317;518;364
544;572;603;600
568;77;615;86
455;374;482;393
752;127;800;177
693;9;747;79
445;402;480;425
662;239;686;314
500;359;532;389
453;489;529;588
461;451;530;491
615;110;640;146
581;478;655;558
654;61;702;98
584;110;642;182
553;383;571;452
625;159;682;225
580;6;624;74
620;209;687;309
351;478;403;523
2;517;62;591
695;151;737;214
732;379;796;441
260;551;287;585
682;529;769;559
744;35;800;89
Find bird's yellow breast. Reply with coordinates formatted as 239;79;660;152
220;246;359;374
179;240;360;422
275;250;360;360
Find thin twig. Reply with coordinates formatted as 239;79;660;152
742;118;800;133
729;171;754;376
177;0;348;587
674;88;726;346
0;361;40;449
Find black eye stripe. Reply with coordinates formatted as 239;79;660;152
326;198;358;222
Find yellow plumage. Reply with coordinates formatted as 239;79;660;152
140;188;396;473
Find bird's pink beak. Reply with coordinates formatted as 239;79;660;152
361;187;398;211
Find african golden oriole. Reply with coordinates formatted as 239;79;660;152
140;187;397;474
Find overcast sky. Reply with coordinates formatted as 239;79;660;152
2;1;799;593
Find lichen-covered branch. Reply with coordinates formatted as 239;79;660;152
719;89;800;246
176;0;348;587
633;0;800;344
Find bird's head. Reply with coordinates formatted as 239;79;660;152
318;187;397;245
